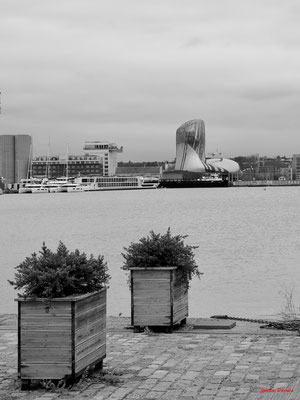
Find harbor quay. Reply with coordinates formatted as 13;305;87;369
1;315;300;399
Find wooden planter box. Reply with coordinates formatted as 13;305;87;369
17;289;106;389
129;267;188;332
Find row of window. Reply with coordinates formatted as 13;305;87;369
84;145;109;150
33;161;101;165
96;182;139;187
80;177;139;184
96;177;138;183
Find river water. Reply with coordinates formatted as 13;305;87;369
1;186;299;319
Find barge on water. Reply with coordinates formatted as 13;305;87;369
158;171;229;188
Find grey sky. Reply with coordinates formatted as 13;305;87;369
1;0;300;161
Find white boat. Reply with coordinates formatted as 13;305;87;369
18;175;159;193
18;178;44;194
29;178;51;194
200;173;223;182
66;184;86;193
140;177;160;189
71;176;159;191
46;177;70;193
31;186;49;194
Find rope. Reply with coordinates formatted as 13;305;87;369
210;315;300;332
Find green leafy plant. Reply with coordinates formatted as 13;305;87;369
8;241;110;299
121;228;202;290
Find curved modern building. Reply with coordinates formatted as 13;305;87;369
175;119;239;174
175;119;206;172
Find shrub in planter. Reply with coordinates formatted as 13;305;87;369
122;228;202;331
9;241;110;389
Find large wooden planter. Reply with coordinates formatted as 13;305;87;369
129;267;188;332
17;289;106;389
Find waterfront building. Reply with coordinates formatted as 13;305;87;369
292;154;300;179
0;134;32;185
83;141;123;176
32;140;123;179
175;119;206;172
173;119;240;175
32;154;103;178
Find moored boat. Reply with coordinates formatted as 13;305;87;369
18;175;159;193
70;176;159;191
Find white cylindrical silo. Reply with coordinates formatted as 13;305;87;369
0;135;15;185
14;135;32;183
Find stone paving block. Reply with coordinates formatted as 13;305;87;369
151;381;172;391
145;390;164;399
216;390;235;397
163;389;184;399
149;370;168;379
279;371;294;379
137;369;155;377
181;370;200;380
137;378;158;390
161;372;181;382
127;389;148;399
214;370;231;377
245;374;260;381
180;387;201;397
109;387;133;399
200;388;219;395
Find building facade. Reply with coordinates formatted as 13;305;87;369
0;134;32;185
292;154;300;179
175;119;206;172
174;119;240;175
83;141;123;176
32;154;103;178
31;141;123;179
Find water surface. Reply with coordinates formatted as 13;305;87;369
1;186;299;318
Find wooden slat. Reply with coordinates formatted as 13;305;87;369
21;330;71;346
75;290;106;314
134;304;170;316
75;331;106;359
75;319;106;345
20;363;72;380
132;270;171;280
21;347;71;363
20;301;71;315
75;343;106;373
75;306;106;329
20;316;71;330
133;281;170;291
133;315;171;326
133;295;170;303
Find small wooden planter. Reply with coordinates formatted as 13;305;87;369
17;289;106;389
129;267;188;332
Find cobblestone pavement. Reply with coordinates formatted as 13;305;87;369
1;315;300;399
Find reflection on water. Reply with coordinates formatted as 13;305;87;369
1;186;300;318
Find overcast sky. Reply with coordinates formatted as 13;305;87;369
1;0;300;161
